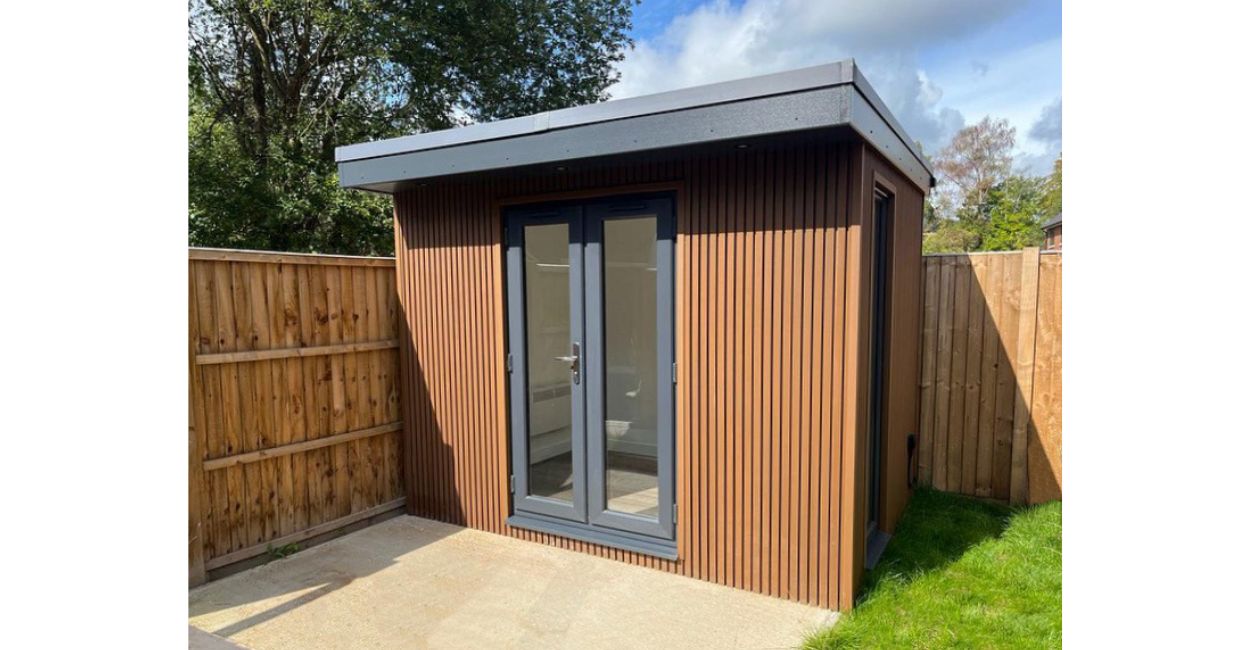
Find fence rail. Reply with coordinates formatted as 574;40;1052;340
916;248;1061;505
188;248;405;585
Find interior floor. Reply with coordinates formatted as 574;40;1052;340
530;451;659;517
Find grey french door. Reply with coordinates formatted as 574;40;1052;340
506;195;675;543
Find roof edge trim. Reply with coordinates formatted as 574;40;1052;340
336;59;935;191
336;61;858;163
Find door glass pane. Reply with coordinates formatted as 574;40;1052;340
602;216;659;517
525;223;574;503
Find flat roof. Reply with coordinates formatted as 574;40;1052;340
337;59;934;193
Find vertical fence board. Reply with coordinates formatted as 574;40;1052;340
960;256;986;494
1029;255;1063;503
973;255;1001;497
917;250;1061;505
917;259;939;485
189;265;208;586
931;258;955;491
1009;248;1041;504
946;258;970;491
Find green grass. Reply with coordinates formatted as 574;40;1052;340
805;488;1061;649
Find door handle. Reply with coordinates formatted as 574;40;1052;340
553;342;580;384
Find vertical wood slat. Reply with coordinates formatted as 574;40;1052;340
838;143;869;609
992;255;1023;499
916;248;1061;506
973;255;1001;497
1028;255;1063;504
189;264;208;587
917;259;939;486
946;257;971;491
931;257;955;491
388;142;915;610
189;250;404;577
961;256;987;495
1009;247;1042;505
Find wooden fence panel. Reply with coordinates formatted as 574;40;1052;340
1029;254;1063;503
189;249;405;585
917;249;1061;505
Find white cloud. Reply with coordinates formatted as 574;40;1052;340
1029;98;1062;147
1016;97;1062;175
613;0;1059;175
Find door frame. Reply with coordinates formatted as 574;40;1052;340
501;185;680;558
504;204;588;522
583;196;676;539
865;182;894;557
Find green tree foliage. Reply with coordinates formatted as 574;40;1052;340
922;220;981;254
1040;156;1062;217
923;117;1061;254
980;176;1046;251
189;0;637;255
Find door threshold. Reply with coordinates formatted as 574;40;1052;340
507;513;678;560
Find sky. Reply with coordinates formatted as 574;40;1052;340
614;0;1062;176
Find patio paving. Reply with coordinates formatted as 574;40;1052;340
189;515;836;649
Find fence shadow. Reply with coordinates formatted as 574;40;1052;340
863;488;1012;594
189;247;465;637
395;298;467;526
190;314;463;638
189;515;461;637
916;250;1061;506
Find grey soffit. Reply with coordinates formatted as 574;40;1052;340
337;59;935;193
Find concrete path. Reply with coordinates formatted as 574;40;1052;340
189;516;836;649
190;625;246;649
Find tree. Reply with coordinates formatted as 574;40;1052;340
189;0;637;255
932;116;1016;227
1040;155;1062;217
922;155;1061;254
924;116;1025;253
922;220;980;254
979;176;1047;251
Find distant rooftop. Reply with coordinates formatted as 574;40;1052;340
337;60;935;194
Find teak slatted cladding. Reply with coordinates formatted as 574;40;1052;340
391;139;924;610
188;249;405;584
916;249;1062;505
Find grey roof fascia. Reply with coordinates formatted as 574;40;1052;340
847;87;934;190
336;59;934;192
850;64;934;181
336;61;857;163
339;86;855;190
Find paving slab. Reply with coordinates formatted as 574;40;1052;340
189;516;836;649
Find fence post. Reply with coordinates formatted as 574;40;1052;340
1009;247;1041;505
931;256;956;491
917;257;939;486
188;264;207;587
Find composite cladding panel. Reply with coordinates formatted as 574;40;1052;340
391;141;916;609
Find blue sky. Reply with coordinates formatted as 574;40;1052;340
614;0;1062;175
